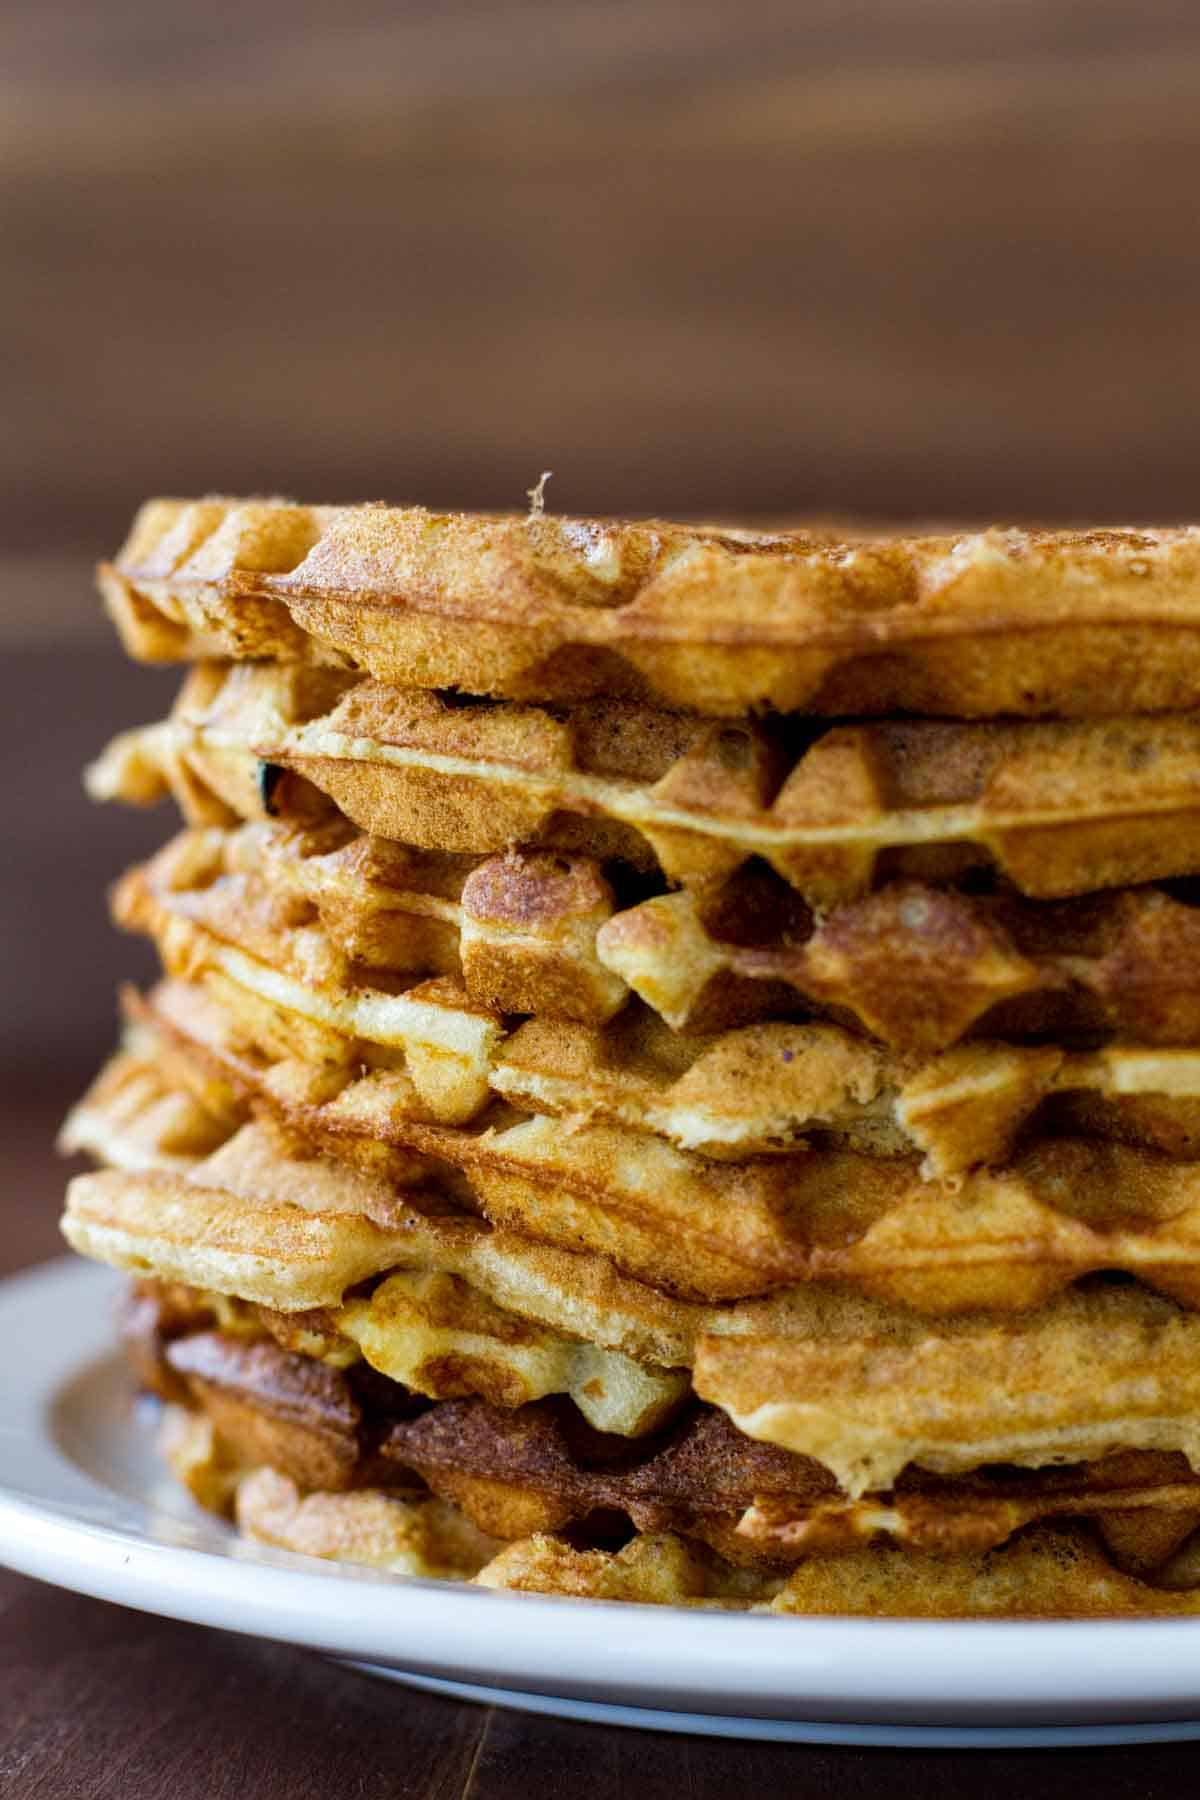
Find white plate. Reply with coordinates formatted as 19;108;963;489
6;1258;1200;1750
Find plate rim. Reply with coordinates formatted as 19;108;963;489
7;1254;1200;1730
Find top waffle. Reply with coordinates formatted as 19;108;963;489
100;498;1200;717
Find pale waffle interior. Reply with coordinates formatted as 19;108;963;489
102;497;1200;720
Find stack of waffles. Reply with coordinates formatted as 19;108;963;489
59;499;1200;1614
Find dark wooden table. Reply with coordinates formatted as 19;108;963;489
1;1083;1196;1796
15;0;1200;552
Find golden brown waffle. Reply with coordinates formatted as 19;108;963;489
378;1394;1200;1569
66;1129;685;1435
87;662;1200;906
66;1102;707;1371
152;1317;1200;1576
475;1528;780;1606
57;1045;234;1173
123;829;1200;1063
599;880;1200;1051
61;1104;1200;1487
105;979;1200;1173
105;824;1200;1166
115;818;630;1028
235;1467;503;1578
112;842;508;1127
164;1328;420;1492
477;1524;1200;1615
102;997;1200;1314
209;1272;688;1439
492;1015;1200;1173
121;1278;264;1405
174;1428;503;1578
94;699;1200;1054
693;1284;1200;1494
155;1407;1200;1612
335;1270;688;1434
100;498;1200;720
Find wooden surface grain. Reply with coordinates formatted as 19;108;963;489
11;0;1200;603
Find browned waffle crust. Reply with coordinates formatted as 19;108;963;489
78;997;1200;1316
137;1293;1200;1610
102;499;1200;718
61;1070;1200;1499
90;661;1200;905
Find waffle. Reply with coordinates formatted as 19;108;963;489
129;976;1200;1174
121;1277;265;1405
87;661;1200;907
66;1130;686;1435
75;494;1200;1620
163;1416;503;1578
100;998;1200;1314
178;1409;766;1597
491;1017;1200;1174
100;499;1200;720
694;1284;1200;1494
117;825;1200;1062
114;818;630;1028
377;1394;1200;1568
112;843;508;1126
477;1524;1200;1615
234;1468;504;1578
67;1103;708;1371
262;1483;1179;1618
599;880;1200;1051
57;1045;234;1173
151;1312;1200;1572
107;824;1200;1169
62;1095;1200;1494
94;695;1200;1054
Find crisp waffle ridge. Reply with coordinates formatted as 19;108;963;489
151;1311;1200;1574
87;661;1200;906
105;831;1200;1170
60;1077;1200;1490
102;997;1200;1314
101;498;1200;719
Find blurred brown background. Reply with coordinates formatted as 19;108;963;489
8;0;1200;1252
